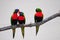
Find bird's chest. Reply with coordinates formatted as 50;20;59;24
35;13;43;17
12;14;17;19
18;16;25;20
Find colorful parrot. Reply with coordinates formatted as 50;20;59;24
34;8;43;35
18;12;25;38
11;9;20;38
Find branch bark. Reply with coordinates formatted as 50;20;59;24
0;13;60;31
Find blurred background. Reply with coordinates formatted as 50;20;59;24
0;0;60;40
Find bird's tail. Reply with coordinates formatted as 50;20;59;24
21;26;24;38
12;28;15;39
36;25;40;35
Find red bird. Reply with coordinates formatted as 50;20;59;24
18;12;26;38
11;9;20;38
34;8;43;35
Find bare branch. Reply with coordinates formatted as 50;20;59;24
0;13;60;31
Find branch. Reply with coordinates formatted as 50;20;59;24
0;13;60;31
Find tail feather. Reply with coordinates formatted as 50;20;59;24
12;28;15;38
21;26;24;38
36;25;40;35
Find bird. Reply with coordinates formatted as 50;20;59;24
17;12;26;38
11;9;20;38
34;8;43;35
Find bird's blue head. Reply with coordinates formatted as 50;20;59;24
35;8;42;12
19;12;24;16
14;9;19;13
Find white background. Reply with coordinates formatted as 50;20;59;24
0;0;60;40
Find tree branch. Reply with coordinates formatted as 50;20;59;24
0;13;60;31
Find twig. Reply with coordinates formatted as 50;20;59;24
0;13;60;31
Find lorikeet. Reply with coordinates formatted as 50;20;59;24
11;9;20;38
34;8;43;35
18;12;25;38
